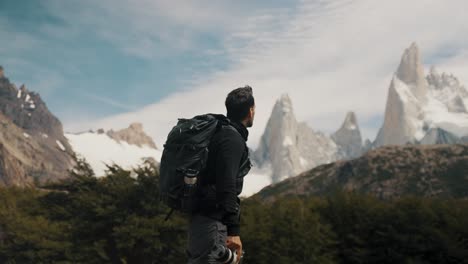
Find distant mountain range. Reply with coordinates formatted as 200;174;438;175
252;42;468;185
374;43;468;147
1;43;467;198
252;94;363;183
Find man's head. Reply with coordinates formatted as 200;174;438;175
225;85;255;128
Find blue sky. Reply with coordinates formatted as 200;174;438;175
2;0;468;148
1;0;261;118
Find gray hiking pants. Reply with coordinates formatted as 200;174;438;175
186;213;228;264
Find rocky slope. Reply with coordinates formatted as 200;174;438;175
0;67;77;186
255;143;468;202
104;122;157;149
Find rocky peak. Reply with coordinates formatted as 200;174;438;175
375;43;468;148
395;42;427;99
374;75;424;147
0;66;4;79
274;93;294;115
341;112;358;130
253;94;341;183
426;66;468;114
0;71;76;186
427;66;463;91
419;127;460;145
331;111;363;159
106;122;157;149
253;93;300;182
0;72;68;141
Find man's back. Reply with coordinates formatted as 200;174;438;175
186;86;254;264
197;114;249;236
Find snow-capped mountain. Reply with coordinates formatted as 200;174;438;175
65;123;162;177
253;94;363;183
375;43;468;147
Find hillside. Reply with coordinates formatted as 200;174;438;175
0;68;76;186
255;143;468;202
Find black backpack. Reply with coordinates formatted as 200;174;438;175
159;113;225;218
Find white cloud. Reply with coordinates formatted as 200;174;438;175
81;92;138;111
64;0;468;151
44;0;280;59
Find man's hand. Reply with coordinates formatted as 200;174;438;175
226;236;242;263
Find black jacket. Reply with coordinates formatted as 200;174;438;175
197;114;251;236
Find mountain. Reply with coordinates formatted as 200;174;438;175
419;127;460;145
254;143;468;202
65;123;162;177
331;111;363;159
252;94;364;183
0;66;77;186
105;122;158;149
374;43;468;147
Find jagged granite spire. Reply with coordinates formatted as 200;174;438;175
253;93;303;182
374;43;468;147
253;93;340;183
331;111;363;159
374;76;424;146
396;42;427;100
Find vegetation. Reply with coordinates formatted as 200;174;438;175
0;157;467;263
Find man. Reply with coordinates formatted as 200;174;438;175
187;86;255;264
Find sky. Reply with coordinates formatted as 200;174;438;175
2;0;468;150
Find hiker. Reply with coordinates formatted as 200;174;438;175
187;86;255;263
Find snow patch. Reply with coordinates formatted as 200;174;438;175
25;94;31;102
283;136;294;146
65;132;163;177
42;133;48;138
423;94;468;137
393;77;419;104
299;157;308;167
56;140;66;151
17;90;21;99
23;132;30;138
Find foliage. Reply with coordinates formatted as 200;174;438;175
0;157;467;263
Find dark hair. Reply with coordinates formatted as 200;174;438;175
225;85;255;122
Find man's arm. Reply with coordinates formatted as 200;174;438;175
214;129;244;236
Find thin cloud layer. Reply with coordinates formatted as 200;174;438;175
62;0;468;150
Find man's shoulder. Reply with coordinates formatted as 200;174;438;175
210;125;245;149
218;124;244;141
